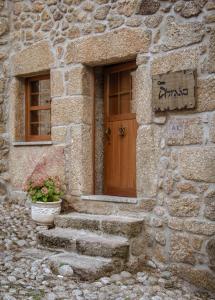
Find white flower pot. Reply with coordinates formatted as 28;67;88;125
31;200;62;225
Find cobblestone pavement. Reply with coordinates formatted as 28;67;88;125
0;201;214;300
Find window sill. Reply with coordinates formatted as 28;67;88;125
13;141;53;147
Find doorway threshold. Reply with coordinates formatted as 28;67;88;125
81;195;138;204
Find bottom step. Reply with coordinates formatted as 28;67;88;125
48;252;123;280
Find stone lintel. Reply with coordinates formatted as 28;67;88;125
11;41;54;76
66;27;151;66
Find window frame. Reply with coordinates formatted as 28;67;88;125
25;74;51;142
104;61;137;123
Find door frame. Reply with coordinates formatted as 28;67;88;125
102;61;137;197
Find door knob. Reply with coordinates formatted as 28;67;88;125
118;127;127;137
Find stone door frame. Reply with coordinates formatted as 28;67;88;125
65;27;154;199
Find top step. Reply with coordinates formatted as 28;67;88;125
55;213;144;238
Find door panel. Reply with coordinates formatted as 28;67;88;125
104;62;137;197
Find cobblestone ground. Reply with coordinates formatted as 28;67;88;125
0;201;214;300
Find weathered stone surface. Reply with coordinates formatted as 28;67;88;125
51;69;64;97
58;264;74;277
41;9;51;21
170;234;196;265
0;0;4;11
32;2;45;13
94;23;106;33
11;41;54;76
191;236;203;251
101;218;143;238
94;5;110;20
53;10;63;21
204;187;215;221
130;237;146;256
155;232;166;246
51;126;67;143
166;196;200;217
197;76;215;112
135;65;152;124
210;112;215;142
163;17;205;51
167;117;203;146
47;0;57;5
95;0;109;3
184;220;215;236
0;52;6;61
0;180;7;196
66;65;92;96
48;252;117;281
176;181;197;194
204;13;215;23
172;264;215;292
151;47;199;75
67;26;80;39
208;29;215;73
178;147;215;183
137;125;160;197
0;79;5;93
66;28;151;66
108;15;124;29
38;227;129;258
153;116;166;125
180;1;202;18
82;1;94;12
138;198;157;212
206;0;215;10
10;146;65;189
69;125;93;195
144;14;162;28
0;18;8;36
56;213;98;231
55;213;144;238
136;0;160;15
206;238;215;271
117;0;138;17
51;96;93;126
168;217;215;236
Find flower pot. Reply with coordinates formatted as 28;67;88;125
31;199;62;225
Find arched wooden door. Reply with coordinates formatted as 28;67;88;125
104;62;137;197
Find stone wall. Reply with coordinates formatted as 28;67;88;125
1;0;215;292
0;0;10;202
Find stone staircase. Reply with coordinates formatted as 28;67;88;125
37;212;145;280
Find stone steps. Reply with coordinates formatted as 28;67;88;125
37;227;129;258
48;252;123;281
37;212;145;279
55;212;144;238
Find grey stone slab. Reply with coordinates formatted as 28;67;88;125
81;195;138;204
37;228;129;258
48;252;120;280
17;248;59;259
55;212;144;237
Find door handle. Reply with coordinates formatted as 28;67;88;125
105;127;111;139
118;127;127;137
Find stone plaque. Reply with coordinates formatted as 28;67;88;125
168;119;184;141
152;69;196;112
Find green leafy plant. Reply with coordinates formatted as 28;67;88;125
24;175;63;203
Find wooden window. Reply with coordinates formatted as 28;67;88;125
105;61;136;122
25;75;51;141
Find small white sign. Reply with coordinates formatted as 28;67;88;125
168;119;184;139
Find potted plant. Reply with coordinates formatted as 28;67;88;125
25;176;63;225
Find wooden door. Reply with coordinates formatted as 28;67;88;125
104;62;137;197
